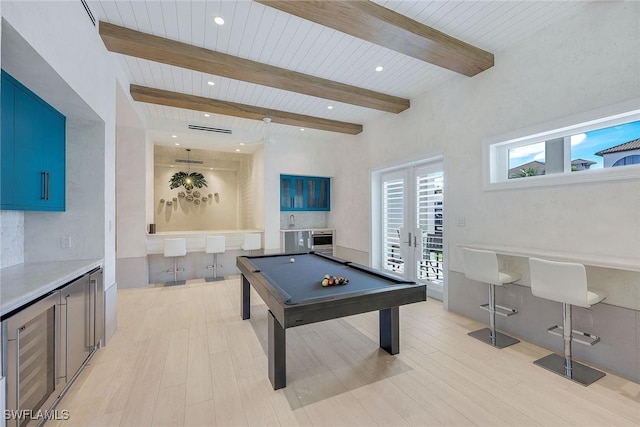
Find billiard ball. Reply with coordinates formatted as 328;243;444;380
289;257;295;263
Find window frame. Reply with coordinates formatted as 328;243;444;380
483;99;640;191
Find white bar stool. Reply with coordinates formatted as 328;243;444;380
205;236;226;282
463;248;521;348
242;233;261;255
529;257;607;386
164;238;187;286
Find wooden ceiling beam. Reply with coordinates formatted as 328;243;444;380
99;21;409;114
130;85;363;135
255;0;494;77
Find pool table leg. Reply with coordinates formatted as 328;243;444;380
241;275;251;320
379;306;400;355
268;310;287;390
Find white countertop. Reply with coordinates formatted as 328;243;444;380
148;229;263;237
459;243;640;272
146;229;265;254
0;259;102;317
280;228;334;232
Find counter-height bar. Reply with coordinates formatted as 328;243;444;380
458;242;640;311
450;243;640;383
146;229;264;254
146;230;264;283
459;242;640;272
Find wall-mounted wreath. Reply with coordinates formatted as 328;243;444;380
169;171;208;191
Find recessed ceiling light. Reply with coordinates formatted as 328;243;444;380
207;81;215;86
300;128;305;131
210;168;213;170
170;165;174;168
204;113;210;117
375;65;384;72
172;135;177;138
174;143;180;146
235;149;240;152
214;16;224;25
327;105;333;110
240;142;245;146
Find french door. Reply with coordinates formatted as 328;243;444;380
381;163;444;286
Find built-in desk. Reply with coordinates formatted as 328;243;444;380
458;243;640;311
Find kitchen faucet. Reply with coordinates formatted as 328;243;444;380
289;214;295;228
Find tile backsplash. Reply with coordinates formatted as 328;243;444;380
280;211;327;229
1;211;24;268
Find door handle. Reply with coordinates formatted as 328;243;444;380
403;232;413;247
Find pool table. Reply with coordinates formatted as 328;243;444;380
237;252;427;390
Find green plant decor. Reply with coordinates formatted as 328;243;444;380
169;171;208;191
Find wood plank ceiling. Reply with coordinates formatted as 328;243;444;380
89;0;587;151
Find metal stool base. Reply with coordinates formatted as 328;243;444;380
205;276;225;282
468;328;520;349
534;353;605;386
165;280;186;286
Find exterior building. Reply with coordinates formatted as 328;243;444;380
595;138;640;167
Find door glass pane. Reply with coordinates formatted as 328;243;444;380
318;179;328;208
416;169;444;284
293;178;304;208
307;179;317;208
280;178;292;209
382;177;404;274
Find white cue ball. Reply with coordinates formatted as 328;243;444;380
289;258;295;263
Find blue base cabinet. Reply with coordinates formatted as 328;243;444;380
280;175;330;211
1;70;65;211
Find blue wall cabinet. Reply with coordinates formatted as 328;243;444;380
280;175;330;211
1;70;65;211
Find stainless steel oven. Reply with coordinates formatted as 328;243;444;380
311;230;334;255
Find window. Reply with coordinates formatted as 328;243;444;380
613;155;640;167
485;102;640;189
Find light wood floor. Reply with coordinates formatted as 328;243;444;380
52;277;640;426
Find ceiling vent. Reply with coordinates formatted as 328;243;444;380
175;158;204;165
188;125;232;134
81;0;96;26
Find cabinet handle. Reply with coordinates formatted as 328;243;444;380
65;294;70;379
45;172;50;200
15;325;25;414
41;171;47;200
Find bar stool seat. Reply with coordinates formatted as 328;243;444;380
529;257;607;386
463;247;521;349
205;236;225;282
164;238;187;286
242;234;261;255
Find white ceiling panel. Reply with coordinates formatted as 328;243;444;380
91;0;592;153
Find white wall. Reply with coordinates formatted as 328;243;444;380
25;118;105;262
2;1;129;342
262;136;340;252
116;126;148;258
332;1;640;271
154;166;238;231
